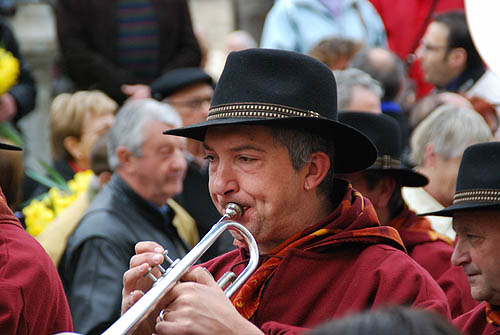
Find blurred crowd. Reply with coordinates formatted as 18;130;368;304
1;1;500;335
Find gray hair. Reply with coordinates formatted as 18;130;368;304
270;127;336;202
333;68;384;110
409;104;492;166
108;99;182;170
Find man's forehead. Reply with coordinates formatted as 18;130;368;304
203;125;275;149
427;22;450;42
453;210;500;229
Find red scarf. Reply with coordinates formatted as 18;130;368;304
230;185;405;320
486;303;500;326
388;205;453;248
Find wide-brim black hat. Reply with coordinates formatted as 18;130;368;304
337;111;428;187
150;67;214;101
421;141;500;217
0;142;21;151
164;48;376;173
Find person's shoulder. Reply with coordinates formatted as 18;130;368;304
360;243;437;276
0;222;61;281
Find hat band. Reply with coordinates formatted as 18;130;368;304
454;189;500;204
372;155;401;169
207;103;321;121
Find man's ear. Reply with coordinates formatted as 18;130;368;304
63;136;82;160
373;177;397;208
303;151;330;191
116;146;135;173
423;143;436;168
448;47;467;69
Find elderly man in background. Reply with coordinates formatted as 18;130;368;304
419;142;500;335
151;67;232;258
403;104;493;239
120;48;450;335
59;99;196;334
337;111;477;318
334;67;383;114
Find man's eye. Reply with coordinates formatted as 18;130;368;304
239;156;254;162
204;155;214;162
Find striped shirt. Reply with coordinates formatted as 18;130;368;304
117;0;159;82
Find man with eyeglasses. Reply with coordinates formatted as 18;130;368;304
416;10;500;106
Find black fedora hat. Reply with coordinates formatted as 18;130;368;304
421;141;500;217
164;48;376;173
150;67;214;101
0;142;21;151
338;111;428;187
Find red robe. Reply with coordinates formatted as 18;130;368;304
453;302;500;335
0;188;73;334
202;184;451;335
388;206;478;318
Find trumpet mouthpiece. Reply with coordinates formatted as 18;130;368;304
225;203;243;219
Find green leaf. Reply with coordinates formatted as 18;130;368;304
35;157;71;192
25;169;69;192
0;122;24;147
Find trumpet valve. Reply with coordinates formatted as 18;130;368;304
217;271;237;291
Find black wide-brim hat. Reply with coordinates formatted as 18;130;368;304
337;112;428;187
150;67;214;101
421;141;500;217
164;48;376;173
0;142;21;151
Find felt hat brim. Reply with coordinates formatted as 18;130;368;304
419;201;500;217
368;167;429;187
0;142;21;151
164;115;377;174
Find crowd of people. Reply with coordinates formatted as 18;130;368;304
1;1;500;335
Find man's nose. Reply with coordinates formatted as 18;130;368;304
415;44;424;59
210;160;239;196
171;148;187;172
451;236;471;267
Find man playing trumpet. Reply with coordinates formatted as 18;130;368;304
121;48;450;334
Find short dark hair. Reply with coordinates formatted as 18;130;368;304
434;10;483;70
270;127;335;202
363;171;405;220
309;306;460;335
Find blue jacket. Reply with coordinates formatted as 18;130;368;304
261;0;387;53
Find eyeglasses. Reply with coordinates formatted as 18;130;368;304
419;41;448;52
165;96;212;109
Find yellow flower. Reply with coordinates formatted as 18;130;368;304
0;48;20;95
23;170;93;236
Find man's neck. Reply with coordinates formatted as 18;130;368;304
116;170;168;206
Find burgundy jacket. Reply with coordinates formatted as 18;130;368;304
389;207;478;318
202;185;451;335
454;302;500;335
0;188;73;334
55;0;201;103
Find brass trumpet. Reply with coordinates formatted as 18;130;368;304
58;203;259;335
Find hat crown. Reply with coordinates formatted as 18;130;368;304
456;142;500;192
338;112;402;159
211;48;337;120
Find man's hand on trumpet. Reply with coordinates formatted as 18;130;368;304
122;241;264;335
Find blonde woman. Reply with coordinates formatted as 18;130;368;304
49;90;117;179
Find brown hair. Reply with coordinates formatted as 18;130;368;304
309;36;364;70
0;137;24;208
